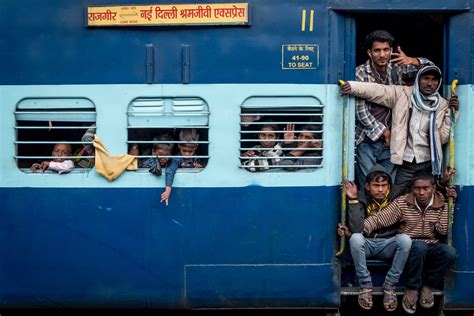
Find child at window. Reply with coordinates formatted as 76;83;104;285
278;123;323;169
31;143;75;174
139;134;179;206
242;122;283;172
177;128;203;169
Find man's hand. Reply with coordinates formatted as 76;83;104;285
390;46;419;66
39;161;50;172
340;82;351;95
161;186;172;206
383;128;391;147
337;223;352;238
283;123;296;143
439;166;456;187
243;150;255;157
449;95;459;112
446;186;457;200
344;180;358;199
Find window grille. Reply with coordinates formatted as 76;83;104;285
240;96;323;172
127;97;209;170
15;98;96;170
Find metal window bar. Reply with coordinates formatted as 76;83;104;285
240;147;322;151
127;126;210;129
240;156;322;160
241;104;324;109
127;141;209;144
135;155;209;159
240;113;322;116
240;139;323;143
239;164;322;169
15;141;93;145
240;130;323;134
126;111;210;116
241;121;321;125
15;156;95;159
14;126;95;129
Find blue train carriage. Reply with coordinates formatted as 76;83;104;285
0;0;473;313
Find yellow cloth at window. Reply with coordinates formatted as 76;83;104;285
93;135;137;181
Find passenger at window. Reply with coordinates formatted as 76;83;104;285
341;65;459;197
76;123;96;168
242;122;283;172
31;143;74;174
354;30;433;188
150;129;202;206
177;128;203;168
141;134;180;206
277;123;322;169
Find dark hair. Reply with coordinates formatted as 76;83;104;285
153;134;174;152
412;170;436;186
365;171;389;185
365;30;395;50
300;124;319;133
259;123;279;136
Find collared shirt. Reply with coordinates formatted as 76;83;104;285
414;193;434;213
355;58;432;145
403;106;431;163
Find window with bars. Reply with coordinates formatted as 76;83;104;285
15;98;97;171
240;96;323;172
127;97;209;171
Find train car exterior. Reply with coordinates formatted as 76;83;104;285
0;0;472;313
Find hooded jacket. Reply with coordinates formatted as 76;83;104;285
348;164;398;238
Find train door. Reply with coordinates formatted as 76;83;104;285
330;1;471;313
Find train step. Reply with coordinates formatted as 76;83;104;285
340;287;444;296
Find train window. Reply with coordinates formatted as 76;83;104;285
15;98;97;172
240;96;324;172
127;97;209;171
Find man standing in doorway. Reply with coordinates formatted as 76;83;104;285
355;30;433;188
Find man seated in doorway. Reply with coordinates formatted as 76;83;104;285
338;165;411;312
363;171;457;314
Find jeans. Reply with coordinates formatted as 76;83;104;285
355;140;396;188
350;233;412;286
392;160;432;198
406;240;457;289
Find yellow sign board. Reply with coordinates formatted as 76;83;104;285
87;3;249;26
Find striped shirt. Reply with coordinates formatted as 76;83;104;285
363;191;450;244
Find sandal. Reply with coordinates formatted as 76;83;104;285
383;289;398;312
420;286;435;309
402;289;418;314
358;288;373;310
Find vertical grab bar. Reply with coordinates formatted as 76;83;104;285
336;82;349;257
448;79;458;246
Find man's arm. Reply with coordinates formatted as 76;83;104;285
48;160;75;174
391;47;434;78
344;181;365;233
363;199;402;236
435;188;457;235
165;158;180;187
342;81;401;109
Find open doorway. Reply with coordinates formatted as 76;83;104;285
354;13;445;92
